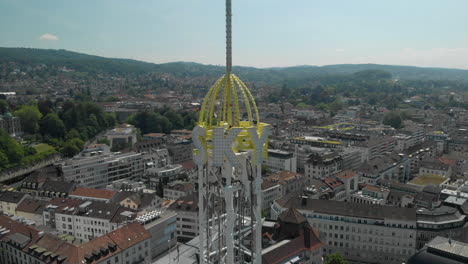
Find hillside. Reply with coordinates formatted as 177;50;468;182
2;47;468;83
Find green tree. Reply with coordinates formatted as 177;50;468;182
324;253;348;264
61;142;80;157
37;99;53;116
66;129;81;140
40;113;66;138
69;138;85;150
0;129;24;164
383;111;403;129
329;100;344;112
0;100;8;114
97;138;111;146
0;150;9;168
164;110;184;129
14;105;42;134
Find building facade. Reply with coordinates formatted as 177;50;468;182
271;197;417;264
61;151;144;189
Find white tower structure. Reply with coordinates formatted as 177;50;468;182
192;1;270;263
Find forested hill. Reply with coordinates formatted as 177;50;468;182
2;47;468;83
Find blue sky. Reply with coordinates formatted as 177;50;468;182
1;0;468;69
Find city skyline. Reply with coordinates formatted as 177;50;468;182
1;0;468;69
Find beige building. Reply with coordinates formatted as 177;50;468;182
264;171;304;197
0;191;28;216
15;198;47;226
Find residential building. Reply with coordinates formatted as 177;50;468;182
0;191;29;216
340;148;364;170
262;208;324;264
399;120;425;146
271;197;418;264
426;131;449;154
61;151;145;189
0;215;152;264
113;191;162;211
304;151;342;182
322;177;346;201
168;194;199;242
356;152;411;185
167;140;193;164
448;130;468;152
352;135;396;162
15;198;47;226
262;180;282;211
69;187;117;202
419;159;453;178
263;149;297;173
403;141;438;177
163;181;194;200
264;171;304;197
43;198;137;241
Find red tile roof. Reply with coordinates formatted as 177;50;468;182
438;157;457;167
324;177;344;189
70;187;117;200
0;215;150;264
336;169;357;180
107;222;151;250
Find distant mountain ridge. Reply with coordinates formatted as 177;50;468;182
1;47;468;83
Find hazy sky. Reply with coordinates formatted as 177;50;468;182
1;0;468;69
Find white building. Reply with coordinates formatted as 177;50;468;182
271;197;417;264
263;149;297;173
43;198;136;242
163;181;194;200
352;136;396;162
104;123;137;148
261;180;282;211
61;151;145;189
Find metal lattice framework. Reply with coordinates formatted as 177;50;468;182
193;1;270;263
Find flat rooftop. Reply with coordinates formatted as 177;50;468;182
408;174;448;186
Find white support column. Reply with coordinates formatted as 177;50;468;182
224;160;235;264
198;165;206;264
254;163;262;264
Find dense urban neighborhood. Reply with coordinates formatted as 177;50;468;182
0;47;467;264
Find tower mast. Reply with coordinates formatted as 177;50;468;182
226;0;232;73
194;1;269;263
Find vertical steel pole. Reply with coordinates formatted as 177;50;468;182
226;0;232;73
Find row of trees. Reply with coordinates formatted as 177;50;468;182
0;129;48;169
128;107;197;134
13;99;116;157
